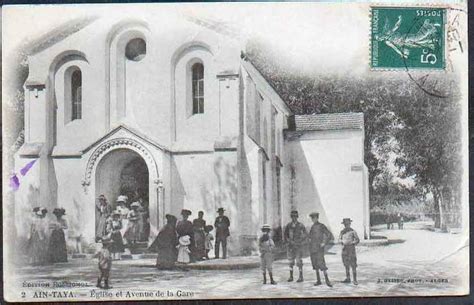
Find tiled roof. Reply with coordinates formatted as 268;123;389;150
292;112;364;131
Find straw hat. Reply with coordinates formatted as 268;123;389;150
179;235;191;246
116;195;128;203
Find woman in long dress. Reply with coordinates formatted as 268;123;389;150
124;202;140;246
48;208;68;263
193;211;207;260
27;207;49;265
96;195;112;238
116;195;130;241
176;209;195;262
150;214;178;269
137;199;150;242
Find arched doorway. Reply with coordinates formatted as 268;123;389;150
95;148;150;242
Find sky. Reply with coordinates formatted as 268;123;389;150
3;3;373;75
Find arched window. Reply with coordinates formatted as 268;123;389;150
71;70;82;120
191;63;204;114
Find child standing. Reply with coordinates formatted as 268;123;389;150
96;237;113;289
339;218;360;285
259;224;276;285
107;211;124;260
204;225;214;260
176;235;192;264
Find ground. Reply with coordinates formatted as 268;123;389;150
5;222;469;301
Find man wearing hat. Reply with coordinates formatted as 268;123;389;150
214;208;230;259
339;218;360;285
283;210;307;282
308;212;333;287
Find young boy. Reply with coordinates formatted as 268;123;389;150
308;212;333;287
204;225;214;260
339;218;360;285
96;236;113;289
259;224;276;285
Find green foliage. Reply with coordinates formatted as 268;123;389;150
246;39;462;227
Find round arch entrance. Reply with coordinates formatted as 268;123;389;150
95;148;150;241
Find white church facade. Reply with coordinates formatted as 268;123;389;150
14;15;370;255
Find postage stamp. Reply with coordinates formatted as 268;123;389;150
371;7;446;69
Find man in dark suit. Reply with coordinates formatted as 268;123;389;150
214;208;230;259
308;212;333;287
284;210;307;282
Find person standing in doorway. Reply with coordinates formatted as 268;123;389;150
107;211;124;260
214;208;230;259
124;202;140;246
115;196;130;242
339;218;360;285
308;212;333;287
284;210;307;282
96;195;112;238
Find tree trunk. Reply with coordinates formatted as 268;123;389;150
438;190;447;232
432;190;441;228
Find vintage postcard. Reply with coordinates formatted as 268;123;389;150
2;1;468;302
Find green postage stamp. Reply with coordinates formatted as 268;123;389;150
371;7;446;69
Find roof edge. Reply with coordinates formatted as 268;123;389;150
241;58;292;116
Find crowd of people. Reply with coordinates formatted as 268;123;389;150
149;207;230;269
258;210;360;286
26;207;68;265
26;197;361;290
95;194;150;259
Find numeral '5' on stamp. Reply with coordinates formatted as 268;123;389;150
371;7;446;69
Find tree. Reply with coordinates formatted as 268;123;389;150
392;76;462;230
245;40;463;229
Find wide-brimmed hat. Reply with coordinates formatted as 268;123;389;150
217;207;225;213
290;210;299;217
53;208;66;216
130;202;141;208
261;224;271;231
205;225;214;232
36;207;48;216
116;195;128;203
181;209;192;216
309;212;319;218
32;207;40;213
112;210;121;216
179;235;191;246
166;214;177;221
341;218;352;224
98;194;107;200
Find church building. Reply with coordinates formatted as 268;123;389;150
14;13;370;255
